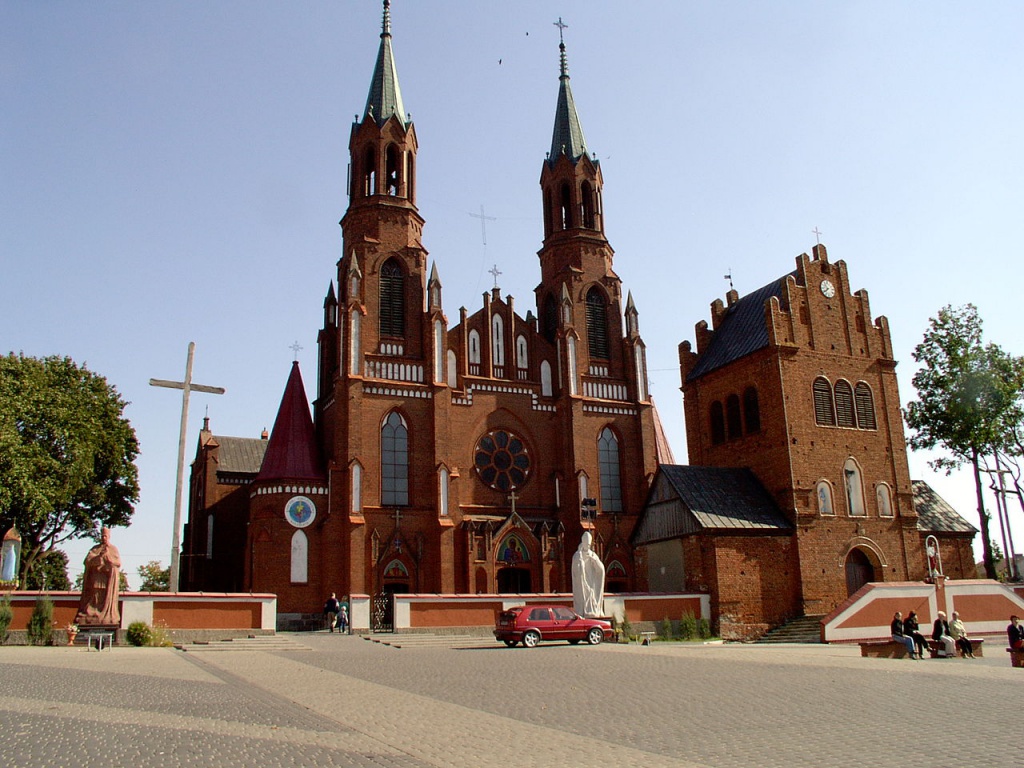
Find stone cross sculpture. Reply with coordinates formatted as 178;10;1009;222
571;531;605;618
75;527;122;627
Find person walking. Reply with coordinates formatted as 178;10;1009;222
337;603;349;634
324;593;340;632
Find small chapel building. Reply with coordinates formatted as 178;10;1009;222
182;3;977;638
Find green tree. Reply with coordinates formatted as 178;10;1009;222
73;569;130;592
138;560;170;592
905;305;1024;578
0;354;139;587
24;549;71;591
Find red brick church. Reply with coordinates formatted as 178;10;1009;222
182;3;976;636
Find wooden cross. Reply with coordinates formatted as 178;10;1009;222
150;342;225;592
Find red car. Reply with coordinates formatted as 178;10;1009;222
494;604;613;647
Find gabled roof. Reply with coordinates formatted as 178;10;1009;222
363;1;407;126
631;465;792;545
215;436;268;475
686;274;793;381
913;480;977;534
256;362;325;482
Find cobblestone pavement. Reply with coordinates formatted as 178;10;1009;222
0;636;1020;767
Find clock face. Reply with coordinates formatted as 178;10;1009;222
820;279;836;298
284;495;316;528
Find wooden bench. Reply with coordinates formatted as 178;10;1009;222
1007;648;1024;668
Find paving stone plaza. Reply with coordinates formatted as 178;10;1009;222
0;635;1019;767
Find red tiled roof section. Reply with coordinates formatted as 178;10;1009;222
256;362;325;482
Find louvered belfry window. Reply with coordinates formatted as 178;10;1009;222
855;382;877;429
586;288;609;360
379;259;405;337
834;380;856;427
813;377;836;426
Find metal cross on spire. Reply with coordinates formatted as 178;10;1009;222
289;341;303;360
149;342;226;592
554;16;568;43
488;264;502;289
813;227;823;244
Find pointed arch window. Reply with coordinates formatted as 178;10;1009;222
834;380;856;427
559;182;574;229
491;314;505;367
598;427;623;513
726;394;742;440
290;530;308;583
586;288;610;360
710;401;725;446
743;386;761;434
381;411;409;506
876;482;893;517
379;259;405;337
516;334;528;371
468;330;481;366
844;459;865;517
385;144;401;196
816;480;834;516
581;180;596;229
855;382;877;430
813;377;836;426
362;146;377;196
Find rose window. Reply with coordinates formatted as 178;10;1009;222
474;430;531;492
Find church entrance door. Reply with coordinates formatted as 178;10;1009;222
497;567;531;593
844;548;875;596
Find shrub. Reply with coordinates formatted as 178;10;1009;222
149;622;174;647
0;595;12;644
679;611;697;641
126;621;152;647
657;616;673;640
27;595;54;645
697;616;712;639
619;613;634;642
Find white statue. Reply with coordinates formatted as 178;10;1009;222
571;531;605;618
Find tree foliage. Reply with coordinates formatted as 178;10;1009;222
904;305;1024;578
24;549;71;591
0;353;140;587
138;560;170;592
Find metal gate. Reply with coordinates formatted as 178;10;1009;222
371;592;394;633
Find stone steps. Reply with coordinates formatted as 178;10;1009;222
364;633;496;649
755;615;825;644
175;635;312;653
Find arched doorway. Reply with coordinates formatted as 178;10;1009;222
497;567;531;593
845;548;876;596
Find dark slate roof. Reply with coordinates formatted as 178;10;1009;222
256;362;325;482
363;2;407;126
686;274;793;381
548;43;589;163
631;465;792;545
913;480;977;534
215;436;268;475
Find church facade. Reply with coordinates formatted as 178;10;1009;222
181;4;664;616
183;4;976;636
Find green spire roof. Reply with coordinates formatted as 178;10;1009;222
363;0;407;126
548;27;589;163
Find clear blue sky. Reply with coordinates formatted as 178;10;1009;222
3;1;1022;584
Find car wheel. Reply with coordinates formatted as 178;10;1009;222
586;627;603;645
503;639;517;648
523;630;541;648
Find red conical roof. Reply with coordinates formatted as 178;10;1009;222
256;361;325;482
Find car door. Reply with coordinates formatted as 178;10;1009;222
550;605;578;641
526;606;555;640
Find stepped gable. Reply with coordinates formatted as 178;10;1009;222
913;480;977;534
686;274;794;381
256;361;325;482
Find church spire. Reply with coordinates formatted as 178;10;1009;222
363;0;407;126
548;18;589;164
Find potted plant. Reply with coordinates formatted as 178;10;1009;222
66;623;78;645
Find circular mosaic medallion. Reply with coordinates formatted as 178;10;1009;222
284;495;316;528
474;430;531;492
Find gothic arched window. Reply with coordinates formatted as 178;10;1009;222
586;287;609;360
855;382;877;430
813;377;836;426
379;259;405;338
598;427;623;513
710;401;726;446
385;144;401;196
381;411;409;506
559;182;574;229
743;386;761;434
362;146;376;196
581;180;595;229
844;458;865;516
726;394;742;440
834;380;856;427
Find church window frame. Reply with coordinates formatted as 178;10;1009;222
581;180;596;229
468;329;481;367
381;410;410;506
540;359;553;397
541;294;558;344
290;530;308;583
598;427;623;513
566;336;578;395
474;429;531;492
834;379;856;427
438;466;450;517
350;461;363;513
433;320;445;383
743;386;761;434
876;482;893;517
843;458;866;517
816;480;835;516
385;143;402;196
491;313;505;367
725;394;742;440
855;382;877;430
559;182;574;229
710;401;726;446
516;334;528;371
585;287;610;361
362;146;377;196
446;349;458;388
378;258;405;338
813;377;836;426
